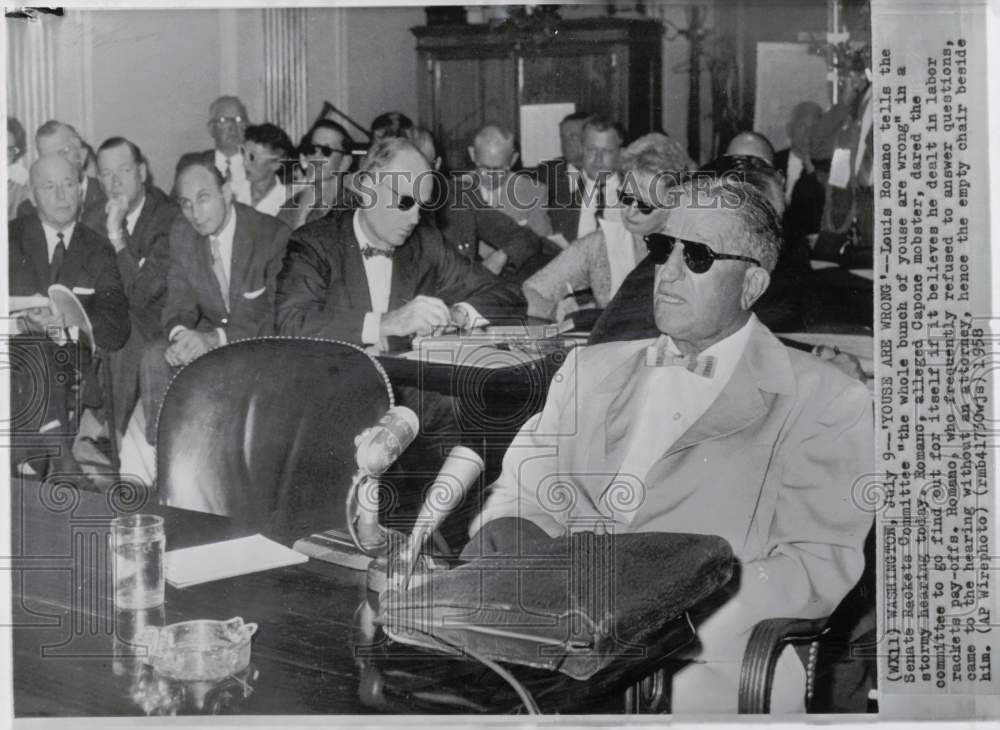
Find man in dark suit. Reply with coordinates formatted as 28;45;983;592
275;137;525;348
94;136;181;436
140;152;290;444
773;102;826;242
16;120;108;226
536;114;622;244
9;154;129;474
202;96;252;205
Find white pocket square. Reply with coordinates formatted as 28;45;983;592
71;286;95;295
242;287;266;300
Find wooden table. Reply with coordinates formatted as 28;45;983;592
10;476;718;717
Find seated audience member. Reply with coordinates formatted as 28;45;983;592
702;154;813;331
406;126;442;171
9;155;130;473
370;111;414;142
536;114;623;242
275;137;525;349
278;120;354;230
95;136;181;437
17;120;108;227
439;125;549;280
522;133;686;321
468;176;874;713
775;101;825;241
241;123;295;217
7;116;30;220
724;130;776;165
140;153;290;444
204;95;251;205
535;111;587;241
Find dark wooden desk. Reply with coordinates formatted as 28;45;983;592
10;476;717;717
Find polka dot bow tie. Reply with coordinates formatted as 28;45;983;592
644;343;717;378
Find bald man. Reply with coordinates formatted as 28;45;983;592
438;125;551;281
9;154;130;474
16;120;108;227
724;131;776;165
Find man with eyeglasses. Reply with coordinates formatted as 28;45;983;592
276;136;524;349
440;124;550;281
468;176;873;712
279;120;354;231
93;136;181;440
16;120;108;226
9;154;130;476
203;96;252;205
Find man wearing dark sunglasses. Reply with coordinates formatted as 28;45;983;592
469;176;873;712
279;120;354;231
276;136;525;349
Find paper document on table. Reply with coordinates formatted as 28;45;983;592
9;295;50;311
165;533;307;588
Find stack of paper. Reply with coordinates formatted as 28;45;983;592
164;534;308;588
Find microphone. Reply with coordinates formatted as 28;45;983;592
354;406;419;477
351;406;419;551
399;445;485;589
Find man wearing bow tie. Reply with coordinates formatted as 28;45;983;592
468;177;874;713
275;137;525;349
139;153;289;445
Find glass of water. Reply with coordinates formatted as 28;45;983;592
111;514;165;610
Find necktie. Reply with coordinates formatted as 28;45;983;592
595;177;606;221
360;245;394;260
50;232;66;285
210;237;230;310
645;342;716;378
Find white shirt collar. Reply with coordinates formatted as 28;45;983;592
40;220;76;264
353;210;393;315
253;180;288;217
659;312;757;381
125;194;146;235
209;204;238;282
214;149;243;170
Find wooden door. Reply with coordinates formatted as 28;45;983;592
427;54;517;172
518;46;624;124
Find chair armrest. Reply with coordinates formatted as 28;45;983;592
738;617;830;713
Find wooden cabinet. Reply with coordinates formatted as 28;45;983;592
412;17;663;171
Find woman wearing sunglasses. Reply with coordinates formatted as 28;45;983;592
522;133;691;323
241;123;295;218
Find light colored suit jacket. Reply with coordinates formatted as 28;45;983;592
474;317;874;707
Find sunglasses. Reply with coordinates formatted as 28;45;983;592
644;233;761;274
376;177;426;212
302;142;347;158
618;189;656;215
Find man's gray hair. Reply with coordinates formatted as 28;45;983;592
35;119;81;145
208;95;248;120
359;137;421;175
680;176;783;273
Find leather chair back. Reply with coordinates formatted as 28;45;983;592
157;337;393;542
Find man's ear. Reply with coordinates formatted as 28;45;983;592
139;162;148;185
741;266;770;310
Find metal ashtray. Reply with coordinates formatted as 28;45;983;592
139;617;258;682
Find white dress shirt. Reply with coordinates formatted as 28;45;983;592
576;171;621;240
215;149;251;205
168;205;237;345
355;211;394;346
253;180;289;218
598;216;641;301
608;314;757;524
784;151;804;203
41;221;76;263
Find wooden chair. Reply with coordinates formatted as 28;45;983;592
155;337;393;543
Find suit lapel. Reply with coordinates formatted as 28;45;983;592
596;343;650;462
25;218;52;292
228;205;252;301
340;212;374;311
389;230;420;310
194;226;227;311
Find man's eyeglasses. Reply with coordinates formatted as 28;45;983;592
302;142;347;158
644;233;761;274
210;116;245;126
618;189;656;215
